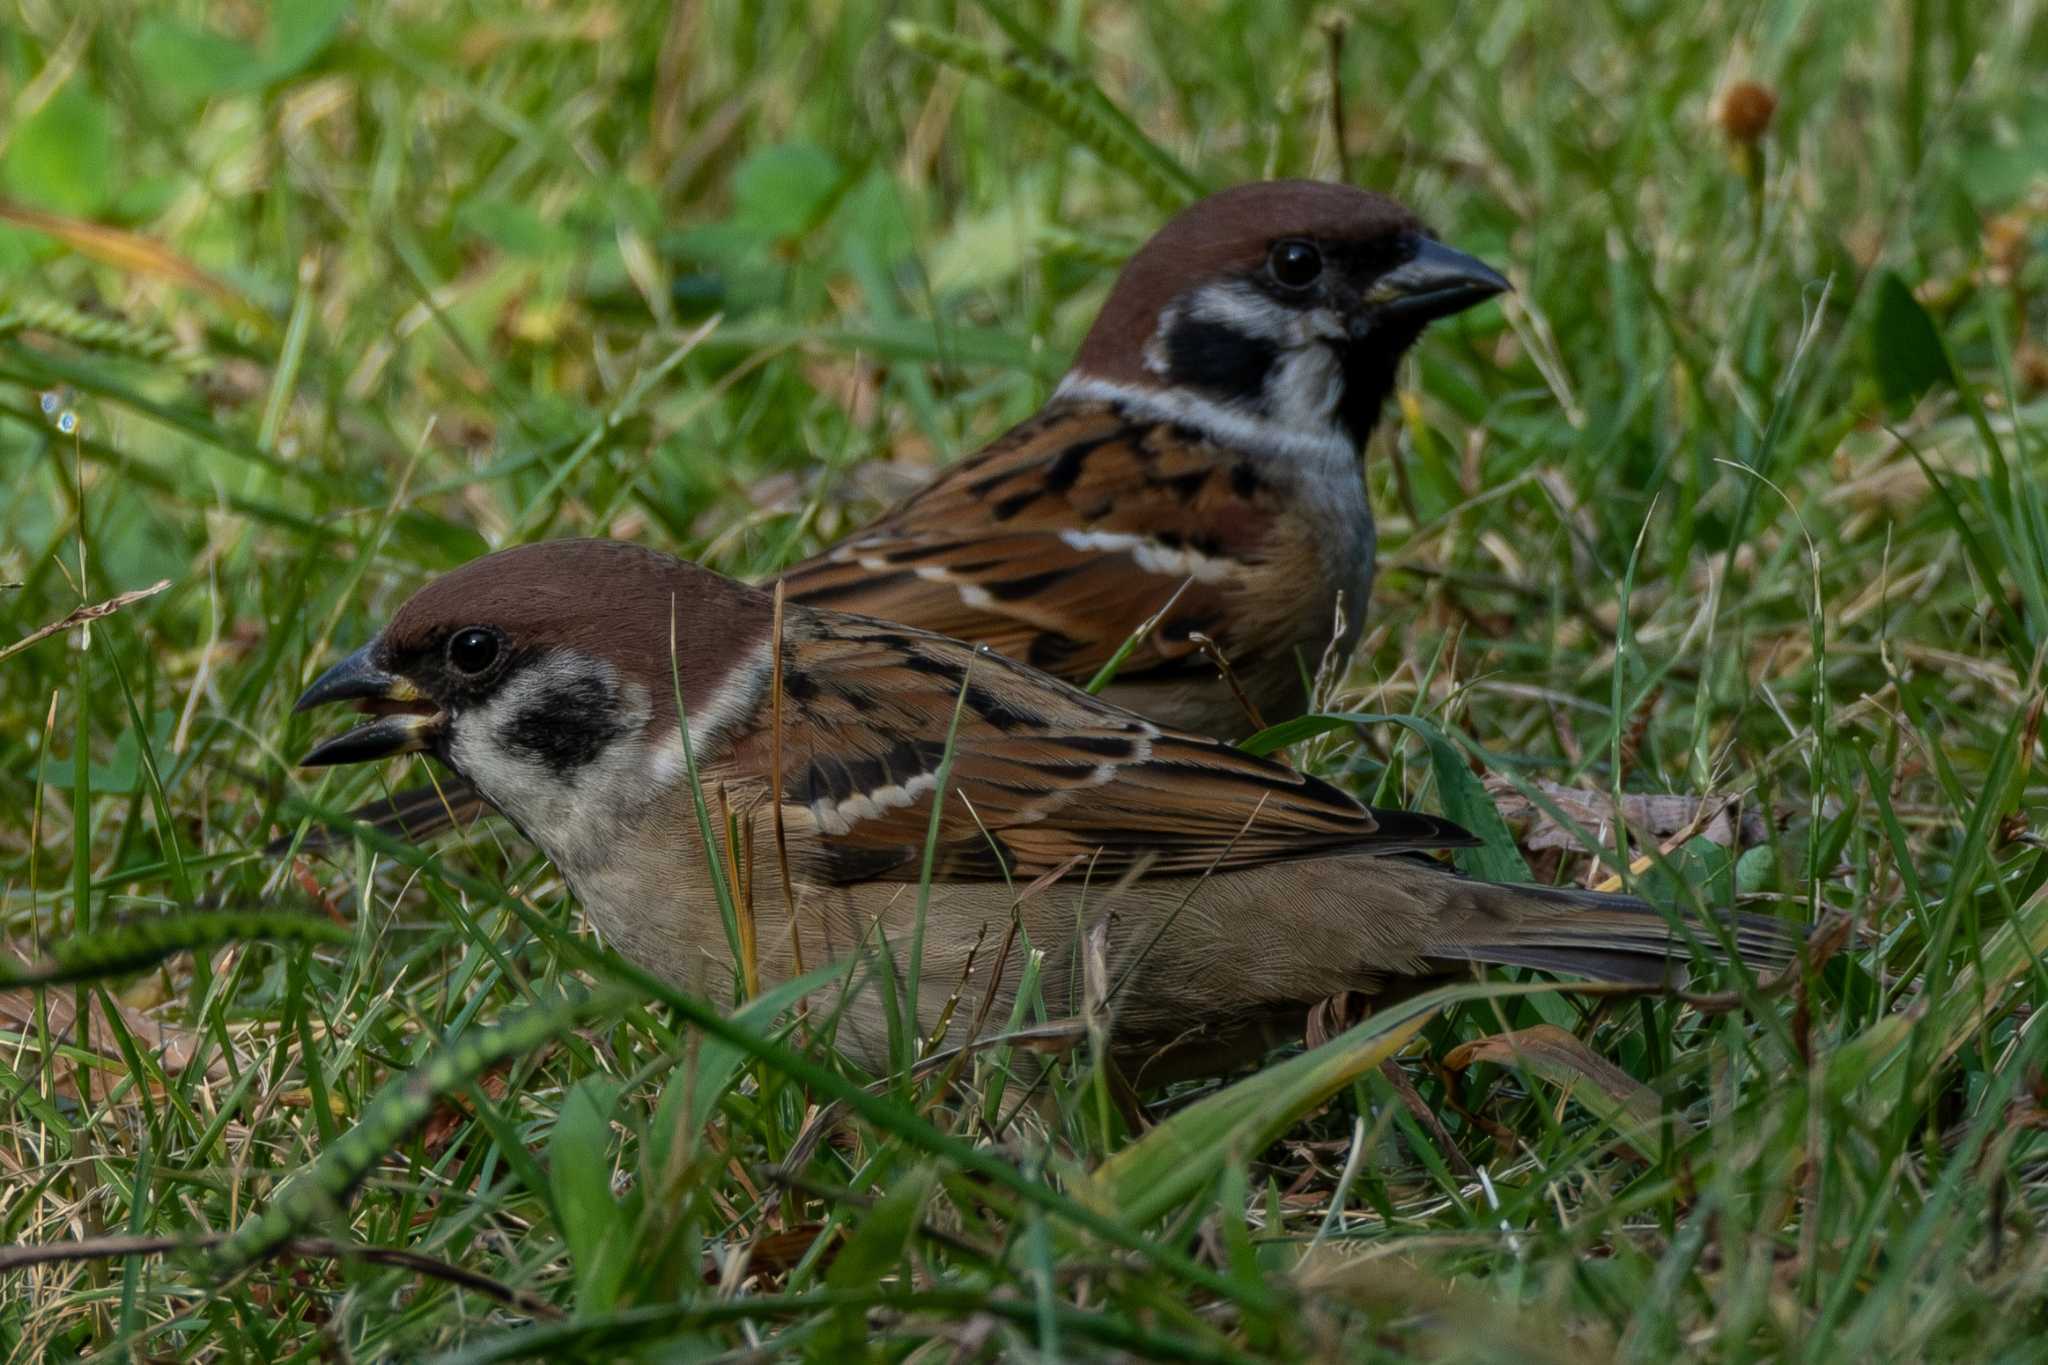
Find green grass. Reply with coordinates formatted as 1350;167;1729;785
4;0;2047;1358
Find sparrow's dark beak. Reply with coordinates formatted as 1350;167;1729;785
294;642;442;767
1357;239;1510;335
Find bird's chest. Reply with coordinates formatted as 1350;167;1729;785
563;812;735;988
1245;459;1375;652
1302;462;1376;613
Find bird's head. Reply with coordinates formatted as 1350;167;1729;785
293;540;770;862
1065;180;1507;455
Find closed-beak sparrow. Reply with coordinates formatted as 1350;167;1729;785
319;180;1509;850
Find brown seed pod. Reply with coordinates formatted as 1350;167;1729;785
1716;79;1779;145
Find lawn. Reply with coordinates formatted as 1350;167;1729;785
3;0;2046;1359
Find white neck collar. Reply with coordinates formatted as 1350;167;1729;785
1052;373;1358;471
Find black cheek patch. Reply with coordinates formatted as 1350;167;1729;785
502;674;627;777
1163;318;1277;403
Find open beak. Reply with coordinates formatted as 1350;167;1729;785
1356;238;1510;335
294;642;442;767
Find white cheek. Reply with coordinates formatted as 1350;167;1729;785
447;655;656;875
448;721;560;813
1184;281;1295;343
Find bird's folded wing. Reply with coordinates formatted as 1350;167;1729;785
776;403;1283;684
732;613;1475;884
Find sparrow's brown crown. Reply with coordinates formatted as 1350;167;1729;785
382;539;770;724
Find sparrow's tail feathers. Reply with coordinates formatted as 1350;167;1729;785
1422;876;1805;988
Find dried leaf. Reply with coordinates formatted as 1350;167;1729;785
733;1223;829;1279
1303;991;1365;1050
1445;1023;1689;1153
2007;1103;2048;1132
420;1066;512;1155
0;984;221;1096
1482;776;1786;852
0;198;250;308
1082;914;1113;1039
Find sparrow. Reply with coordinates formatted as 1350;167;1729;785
312;180;1509;851
292;540;1800;1083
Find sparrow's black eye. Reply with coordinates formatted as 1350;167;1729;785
446;628;501;676
1267;239;1323;291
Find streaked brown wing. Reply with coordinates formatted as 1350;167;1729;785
733;612;1475;884
780;529;1235;679
777;402;1282;684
